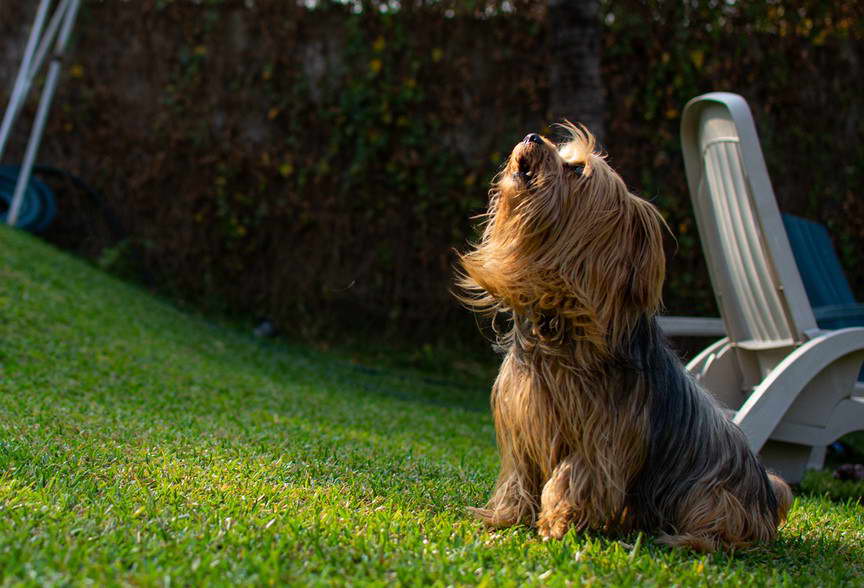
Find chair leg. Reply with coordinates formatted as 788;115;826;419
758;440;814;484
807;445;827;471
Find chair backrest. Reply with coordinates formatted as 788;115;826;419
681;93;818;358
782;213;857;308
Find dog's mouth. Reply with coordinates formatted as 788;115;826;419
512;144;543;187
516;155;534;181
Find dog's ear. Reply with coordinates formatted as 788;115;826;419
625;198;666;312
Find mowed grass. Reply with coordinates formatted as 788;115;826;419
1;226;863;586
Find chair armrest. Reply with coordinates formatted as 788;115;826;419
813;303;864;330
657;316;725;337
734;327;864;452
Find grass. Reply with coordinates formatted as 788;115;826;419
1;225;863;586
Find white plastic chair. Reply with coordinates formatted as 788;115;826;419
681;92;864;483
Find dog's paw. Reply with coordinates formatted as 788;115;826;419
467;506;514;528
536;512;571;540
466;506;494;521
656;533;718;553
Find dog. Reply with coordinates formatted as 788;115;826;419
456;124;792;552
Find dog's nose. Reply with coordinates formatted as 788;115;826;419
523;133;543;145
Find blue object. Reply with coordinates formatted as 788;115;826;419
783;213;864;381
0;165;56;232
783;213;864;331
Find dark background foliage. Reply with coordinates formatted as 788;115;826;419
1;0;862;345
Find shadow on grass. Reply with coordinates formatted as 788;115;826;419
796;470;864;503
188;321;496;415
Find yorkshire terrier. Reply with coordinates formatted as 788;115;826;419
457;124;791;552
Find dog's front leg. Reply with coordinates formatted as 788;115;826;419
469;462;540;528
469;352;545;527
536;458;579;539
536;456;625;540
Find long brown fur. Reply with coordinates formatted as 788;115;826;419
457;123;791;552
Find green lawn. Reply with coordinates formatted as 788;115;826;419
1;226;862;586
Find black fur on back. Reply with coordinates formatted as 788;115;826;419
622;317;779;533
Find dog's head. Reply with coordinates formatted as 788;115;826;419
459;123;666;351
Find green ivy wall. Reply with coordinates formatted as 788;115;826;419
1;1;861;343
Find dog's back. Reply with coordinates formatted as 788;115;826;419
624;317;791;551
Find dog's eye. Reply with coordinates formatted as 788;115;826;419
564;163;585;176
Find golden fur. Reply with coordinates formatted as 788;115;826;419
457;124;791;552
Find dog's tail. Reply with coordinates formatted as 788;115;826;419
769;473;793;525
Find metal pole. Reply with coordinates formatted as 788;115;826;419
7;0;81;228
0;0;53;162
29;0;73;88
3;0;72;160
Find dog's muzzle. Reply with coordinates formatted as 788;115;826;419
512;134;545;187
